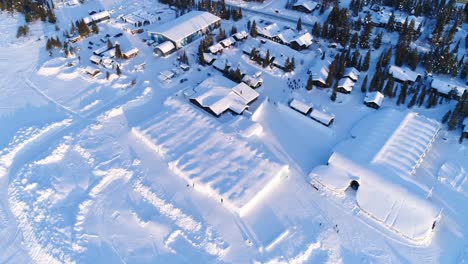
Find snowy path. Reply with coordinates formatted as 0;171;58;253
0;80;145;262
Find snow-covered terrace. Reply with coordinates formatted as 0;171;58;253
133;98;288;216
310;109;441;241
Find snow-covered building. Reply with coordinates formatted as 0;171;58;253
310;109;441;241
188;76;259;117
290;32;313;50
148;11;221;53
233;30;248;41
242;74;263;88
343;67;360;82
308;60;331;88
83;11;110;26
123;48;139;59
337;78;355;94
310;109;334;126
430;78;467;100
289;99;311;115
212;58;231;72
84;66;101;77
208;43;223;54
89;55;102;65
203;53;216;65
220;37;236;48
292;0;320;13
364;91;384;109
388;65;421;84
153;41;176;57
258;23;281;39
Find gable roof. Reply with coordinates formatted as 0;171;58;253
190;76;258;116
337;78;356;92
293;0;319;12
289;99;311;114
388;65;421;82
343;67;360;81
364;91;384;106
431;78;466;97
148;11;220;44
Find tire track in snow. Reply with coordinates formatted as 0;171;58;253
133;181;229;258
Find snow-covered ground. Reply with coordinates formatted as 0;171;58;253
1;0;468;262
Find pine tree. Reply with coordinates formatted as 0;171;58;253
198;43;205;65
442;110;451;123
116;65;122;76
448;110;458;130
306;75;314;90
350;33;358;48
92;21;99;34
417;88;426;106
297;18;302;31
361;75;368;93
312;22;321;37
330;84;337;102
263;49;270;68
250;20;258;38
408;92;418;108
106;71;110;80
362;49;371;71
373;32;382;49
115;43;122;59
397;82;408;105
383;77;394;97
107;39;113;50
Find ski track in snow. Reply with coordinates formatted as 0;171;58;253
133;180;229;258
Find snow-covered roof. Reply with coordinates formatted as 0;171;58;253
154;40;175;55
431;78;466;97
203;52;216;64
208;43;223;54
242;75;262;88
343;67;360;81
308;60;331;84
364;91;384;106
292;32;313;47
258;23;281;38
83;11;110;25
293;0;319;12
220;37;235;47
212;58;231;71
190;76;258;116
148;11;221;44
232;82;259;104
89;55;102;64
388;65;421;83
276;29;296;44
289;99;311;115
337;78;355;92
233;31;248;40
310;109;334;125
310;109;441;241
123;48;139;57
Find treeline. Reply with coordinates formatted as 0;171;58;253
160;0;242;21
0;0;56;23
